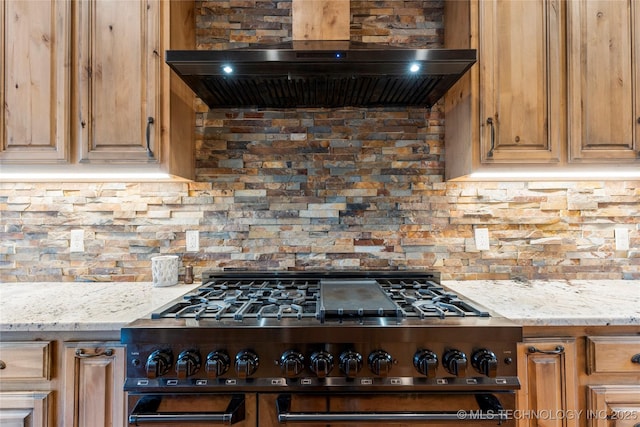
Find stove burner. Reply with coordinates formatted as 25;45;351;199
150;272;489;322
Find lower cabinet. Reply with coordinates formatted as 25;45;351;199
516;338;579;427
0;392;52;427
585;336;640;427
62;341;126;427
587;386;640;427
0;341;53;427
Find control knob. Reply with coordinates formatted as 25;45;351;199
280;351;305;378
368;350;393;376
471;349;498;378
235;350;259;378
176;349;202;379
205;351;230;378
442;349;468;377
309;351;334;378
145;350;173;379
339;350;363;378
413;349;439;377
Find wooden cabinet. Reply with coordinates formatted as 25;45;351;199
516;338;578;427
62;342;126;427
0;392;52;427
0;342;53;427
444;0;640;180
75;0;159;163
477;0;563;164
1;0;195;179
0;0;71;163
587;386;640;427
567;0;640;163
586;336;640;427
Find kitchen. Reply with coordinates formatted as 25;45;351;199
1;0;639;426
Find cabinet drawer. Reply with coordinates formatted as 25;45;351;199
587;336;640;374
0;341;52;381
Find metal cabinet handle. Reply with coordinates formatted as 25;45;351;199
129;395;245;425
275;394;509;424
146;117;155;158
528;345;564;355
486;117;495;158
0;360;6;369
632;354;640;364
75;348;114;358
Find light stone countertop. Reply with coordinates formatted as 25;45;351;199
1;280;639;332
443;279;640;326
0;281;200;332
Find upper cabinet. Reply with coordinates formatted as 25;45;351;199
445;0;640;180
0;0;71;163
1;0;195;180
567;0;640;162
75;0;159;163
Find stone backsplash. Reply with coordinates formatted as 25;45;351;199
0;0;638;281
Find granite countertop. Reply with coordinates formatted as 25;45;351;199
443;279;640;326
1;280;639;332
0;281;200;332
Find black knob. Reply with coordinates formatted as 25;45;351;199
235;350;259;378
413;349;439;377
442;349;467;377
145;350;173;379
205;351;230;378
280;351;305;378
176;349;202;379
368;350;393;376
471;349;498;378
339;350;363;378
309;351;334;378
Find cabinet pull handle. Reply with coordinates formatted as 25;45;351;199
75;348;114;358
486;117;495;158
528;345;564;355
146;116;155;158
0;360;6;369
632;354;640;364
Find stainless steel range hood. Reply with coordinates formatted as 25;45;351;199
166;41;476;109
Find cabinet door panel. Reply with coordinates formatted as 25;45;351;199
76;0;159;162
63;342;126;427
0;0;70;163
587;386;640;427
0;392;51;427
516;339;578;427
479;0;562;163
568;0;640;162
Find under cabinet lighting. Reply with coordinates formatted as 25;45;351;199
469;170;640;180
409;63;421;73
0;171;178;182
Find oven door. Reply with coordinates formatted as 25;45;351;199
127;393;256;426
259;392;515;427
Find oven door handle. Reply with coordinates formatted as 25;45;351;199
129;395;245;425
276;394;509;424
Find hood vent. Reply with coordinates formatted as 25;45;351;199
166;41;476;109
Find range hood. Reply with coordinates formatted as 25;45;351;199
166;41;476;109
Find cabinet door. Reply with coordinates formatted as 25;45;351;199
587;386;640;427
75;0;160;163
0;0;70;163
63;342;126;427
567;0;640;162
479;0;563;164
516;339;578;427
0;392;52;427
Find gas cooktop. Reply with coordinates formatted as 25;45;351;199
150;270;490;323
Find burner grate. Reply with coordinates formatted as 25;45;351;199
149;273;489;321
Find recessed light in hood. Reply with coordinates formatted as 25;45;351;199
166;41;476;109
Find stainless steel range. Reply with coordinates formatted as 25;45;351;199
122;270;522;426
